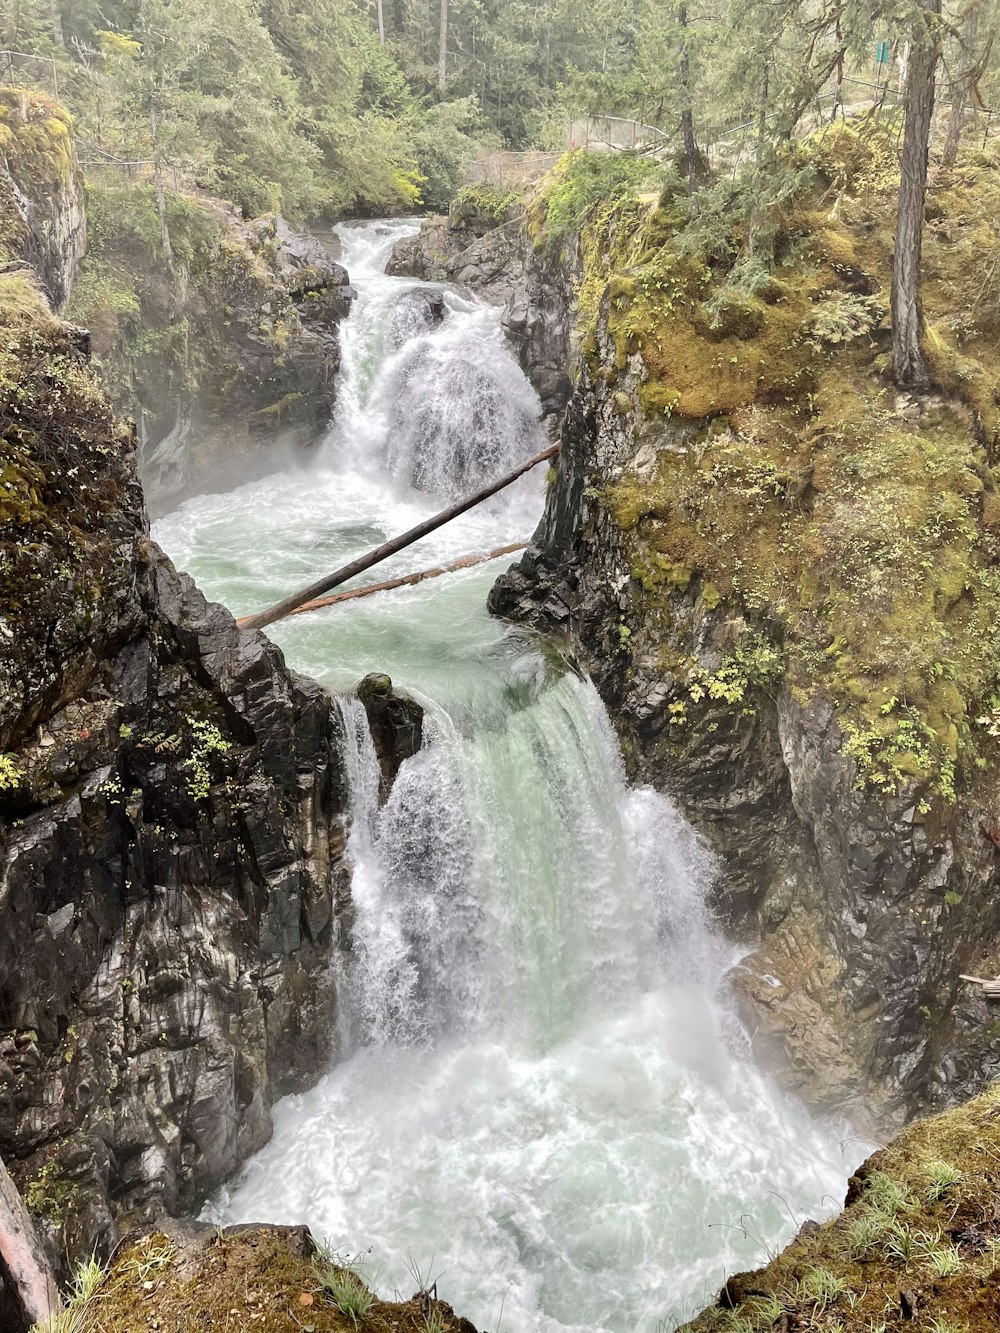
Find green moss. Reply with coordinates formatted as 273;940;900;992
23;1160;79;1227
0;87;76;190
452;181;517;221
530;149;663;253
701;581;721;610
565;125;1000;802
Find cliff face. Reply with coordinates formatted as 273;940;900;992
489;139;1000;1131
0;286;353;1278
0;101;363;1294
67;184;353;515
0;88;86;312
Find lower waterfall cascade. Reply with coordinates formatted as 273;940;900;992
153;219;864;1333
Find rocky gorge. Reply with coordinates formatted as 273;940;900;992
455;145;1000;1136
6;75;1000;1333
389;149;1000;1136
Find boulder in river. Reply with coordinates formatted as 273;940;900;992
356;673;424;802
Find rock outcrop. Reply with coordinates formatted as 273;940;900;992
0;260;350;1278
133;213;355;512
0;87;86;312
357;673;424;803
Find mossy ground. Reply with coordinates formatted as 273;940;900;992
36;1230;476;1333
533;126;1000;802
0;88;74;315
0;87;76;191
680;1082;1000;1333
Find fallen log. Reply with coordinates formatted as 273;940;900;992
0;1154;62;1329
237;541;529;625
239;445;558;632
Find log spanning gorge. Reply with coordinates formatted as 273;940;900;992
153;220;861;1332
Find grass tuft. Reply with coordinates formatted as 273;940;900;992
315;1262;375;1324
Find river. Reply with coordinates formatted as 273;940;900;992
153;218;860;1333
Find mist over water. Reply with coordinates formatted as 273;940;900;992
153;219;861;1332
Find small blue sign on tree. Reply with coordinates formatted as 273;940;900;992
875;39;892;64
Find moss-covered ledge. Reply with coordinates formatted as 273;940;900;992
678;1082;1000;1333
31;1221;480;1333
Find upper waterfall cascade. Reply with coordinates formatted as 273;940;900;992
153;219;861;1333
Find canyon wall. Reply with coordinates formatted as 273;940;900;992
476;146;1000;1133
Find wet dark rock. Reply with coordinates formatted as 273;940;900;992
356;673;424;802
1;302;352;1276
384;287;447;353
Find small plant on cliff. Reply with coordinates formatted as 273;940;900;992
884;1221;918;1265
805;292;885;348
117;1235;174;1283
317;1262;374;1324
687;631;784;712
0;752;24;791
30;1254;107;1332
923;1240;963;1277
798;1264;850;1311
182;719;232;802
846;1207;893;1259
923;1158;964;1202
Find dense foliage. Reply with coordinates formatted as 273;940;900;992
5;0;1000;219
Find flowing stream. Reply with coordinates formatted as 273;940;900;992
153;219;861;1332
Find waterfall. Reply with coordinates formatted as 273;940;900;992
330;220;544;506
153;219;860;1333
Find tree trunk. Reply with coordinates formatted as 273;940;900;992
942;2;980;167
240;445;558;632
0;1154;62;1330
756;59;769;155
831;46;844;122
149;101;173;264
891;0;940;389
437;0;448;92
51;0;64;46
376;0;384;44
678;3;705;183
